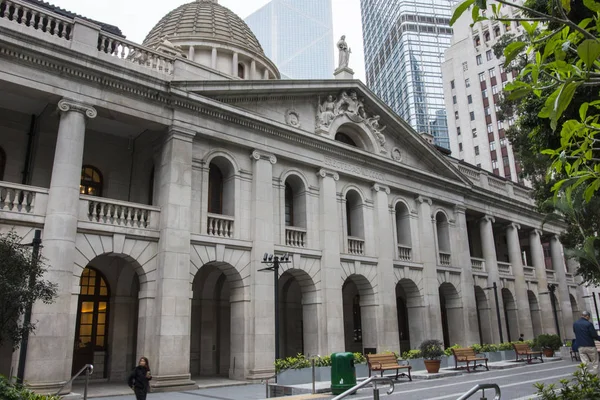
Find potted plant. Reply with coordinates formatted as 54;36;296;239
420;339;444;373
534;334;562;357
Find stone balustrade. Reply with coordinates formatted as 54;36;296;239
439;251;451;266
497;261;512;275
471;257;485;271
207;213;234;238
545;269;556;281
565;272;574;283
285;226;306;248
98;32;175;75
458;165;479;181
397;245;412;261
348;236;365;255
0;0;73;40
81;196;160;229
488;177;506;191
523;266;536;278
0;182;48;215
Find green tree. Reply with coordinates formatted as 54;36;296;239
0;231;56;349
451;0;600;281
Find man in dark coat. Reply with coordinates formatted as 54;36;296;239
573;310;600;374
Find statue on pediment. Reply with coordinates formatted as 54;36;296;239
337;35;351;69
318;95;336;127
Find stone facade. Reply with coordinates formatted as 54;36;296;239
0;0;585;395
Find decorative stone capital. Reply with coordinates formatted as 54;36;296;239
507;222;521;231
415;195;432;206
168;126;196;142
250;150;277;164
58;99;97;119
454;205;467;215
531;228;544;237
480;215;495;224
371;183;390;194
317;168;339;181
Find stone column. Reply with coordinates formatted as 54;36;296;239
251;60;257;79
248;150;277;378
188;46;195;61
452;206;479;346
479;215;505;343
211;48;217;69
149;128;196;391
415;196;443;344
550;235;574;338
264;69;269;80
530;230;555;334
506;223;533;339
25;99;96;393
317;169;344;354
371;184;400;352
232;52;239;76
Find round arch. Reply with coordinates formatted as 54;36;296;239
396;278;422;352
439;282;463;347
282;171;309;231
342;274;376;353
502;288;519;342
202;149;240;175
474;286;493;344
394;200;412;251
528;290;543;338
329;115;378;152
435;210;451;258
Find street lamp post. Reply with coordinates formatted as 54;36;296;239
540;284;561;341
484;282;504;344
259;252;291;373
16;229;42;384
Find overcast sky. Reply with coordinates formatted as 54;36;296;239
48;0;366;80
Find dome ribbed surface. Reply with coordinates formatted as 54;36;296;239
143;0;264;55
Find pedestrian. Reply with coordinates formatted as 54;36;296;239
518;333;525;342
573;310;600;374
128;357;152;400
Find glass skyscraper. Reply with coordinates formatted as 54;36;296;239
245;0;334;79
360;0;455;149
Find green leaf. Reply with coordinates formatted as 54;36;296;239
521;20;533;36
560;120;580;147
580;103;590;121
577;39;600;71
561;0;571;12
584;0;600;12
508;87;533;100
450;0;475;26
539;87;560;119
471;4;480;23
475;0;486;8
503;41;527;66
552;82;581;130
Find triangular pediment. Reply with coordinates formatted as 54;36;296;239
171;80;471;186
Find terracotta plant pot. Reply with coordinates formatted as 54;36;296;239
424;359;441;373
543;348;554;357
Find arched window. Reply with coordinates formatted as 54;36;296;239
285;182;294;226
0;146;5;181
436;211;451;265
80;166;103;196
238;63;245;79
148;166;155;206
395;202;412;260
73;267;109;374
208;163;224;214
335;132;357;147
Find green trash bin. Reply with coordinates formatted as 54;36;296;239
330;352;356;395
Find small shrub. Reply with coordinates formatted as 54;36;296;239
535;334;562;351
401;349;422;360
498;341;515;351
353;352;366;364
419;339;444;360
444;344;461;356
480;343;499;352
535;364;600;399
0;376;61;400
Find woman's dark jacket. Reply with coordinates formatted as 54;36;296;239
128;366;151;390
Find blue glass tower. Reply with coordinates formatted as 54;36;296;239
360;0;455;149
245;0;334;79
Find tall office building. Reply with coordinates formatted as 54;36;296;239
441;3;524;182
360;0;455;149
245;0;334;79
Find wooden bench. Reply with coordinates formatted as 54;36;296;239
366;353;412;381
451;348;489;372
513;343;544;364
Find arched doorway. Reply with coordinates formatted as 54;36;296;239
342;274;376;353
439;282;463;348
396;279;421;353
474;286;493;344
190;261;245;378
73;267;110;377
528;290;543;338
502;288;519;342
278;268;318;357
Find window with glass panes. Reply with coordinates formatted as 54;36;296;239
80;166;103;196
75;267;109;352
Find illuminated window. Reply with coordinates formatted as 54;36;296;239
80;166;103;196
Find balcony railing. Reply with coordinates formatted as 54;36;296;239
0;182;48;215
523;266;536;278
285;226;306;248
471;257;485;271
546;269;556;281
397;245;412;261
207;213;234;238
348;237;365;255
498;261;512;275
81;196;159;229
0;0;73;41
439;252;451;266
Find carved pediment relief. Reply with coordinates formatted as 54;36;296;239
316;90;387;154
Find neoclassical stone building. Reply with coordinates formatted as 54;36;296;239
0;0;585;394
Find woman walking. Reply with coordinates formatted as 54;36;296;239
128;357;152;400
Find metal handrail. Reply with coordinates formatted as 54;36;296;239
331;376;394;400
456;383;501;400
55;364;93;399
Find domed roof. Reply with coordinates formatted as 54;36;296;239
143;0;264;55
